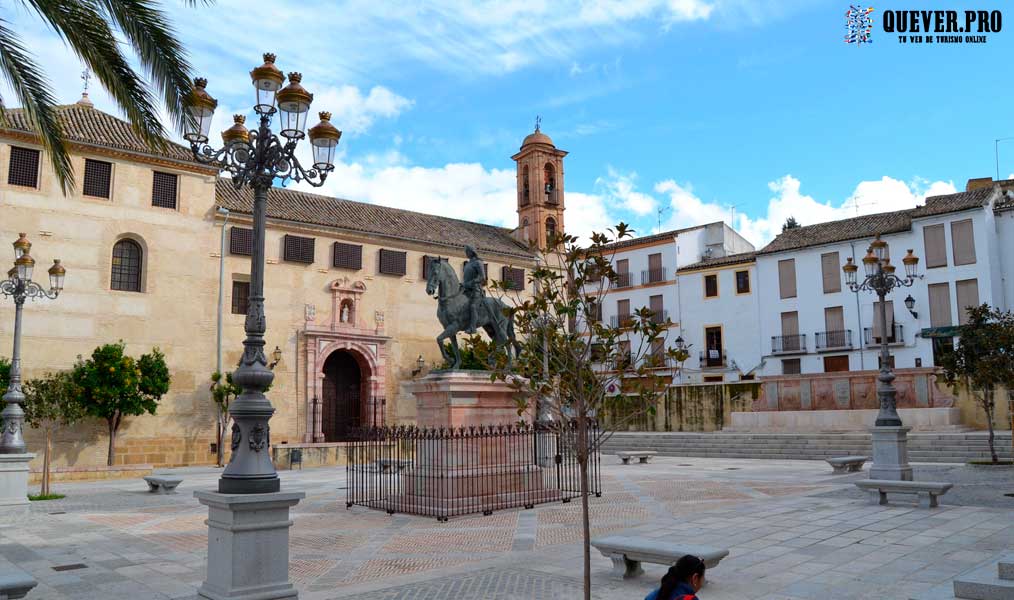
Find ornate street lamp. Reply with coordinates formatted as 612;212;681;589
1;233;65;454
843;236;920;427
186;53;340;495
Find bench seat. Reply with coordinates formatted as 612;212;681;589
826;455;868;474
616;451;657;465
854;479;953;508
0;568;37;600
143;475;183;494
591;534;729;579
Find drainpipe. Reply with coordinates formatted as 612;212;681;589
216;207;230;377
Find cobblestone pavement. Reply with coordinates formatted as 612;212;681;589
1;457;1012;599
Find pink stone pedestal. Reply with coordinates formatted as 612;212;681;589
400;370;558;517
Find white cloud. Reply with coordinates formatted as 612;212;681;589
312;85;412;136
597;168;657;216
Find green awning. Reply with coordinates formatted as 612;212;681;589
920;326;961;338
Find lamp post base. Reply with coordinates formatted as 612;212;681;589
0;453;34;522
195;490;304;600
869;426;913;481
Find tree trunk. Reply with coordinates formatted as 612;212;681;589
576;403;591;600
107;418;117;467
984;388;998;464
216;411;225;467
42;427;52;497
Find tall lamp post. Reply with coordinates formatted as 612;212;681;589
0;233;64;516
184;54;341;600
843;236;920;480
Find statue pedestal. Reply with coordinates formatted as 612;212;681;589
0;453;34;522
195;490;304;600
411;370;530;428
869;426;913;481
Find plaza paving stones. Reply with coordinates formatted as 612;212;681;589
1;457;1012;599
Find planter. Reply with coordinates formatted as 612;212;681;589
967;460;1014;467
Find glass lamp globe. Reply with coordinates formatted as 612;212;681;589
275;72;313;139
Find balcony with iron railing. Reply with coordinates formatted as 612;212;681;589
864;324;904;347
643;353;673;369
699;349;726;368
649;309;669;325
772;334;807;354
614;272;633;289
610;314;635;329
815;329;853;351
641;267;668;285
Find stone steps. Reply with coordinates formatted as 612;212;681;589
952;555;1014;600
601;431;1013;463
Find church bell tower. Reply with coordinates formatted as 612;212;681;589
512;121;567;249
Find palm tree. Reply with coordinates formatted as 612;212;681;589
0;0;207;194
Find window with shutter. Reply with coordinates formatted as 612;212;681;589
231;280;250;314
7;146;39;188
283;235;315;264
955;278;979;325
151;171;178;209
735;270;750;294
422;255;435;280
379;249;407;275
872;301;894;339
951;219;976;265
704;274;718;298
821;252;841;293
782;359;801;375
928;283;952;328
82;159;112;198
617;299;631;327
332;242;362;270
501;266;525;290
230;227;253;256
781;311;799;336
824;306;845;333
923;224;947;268
778;259;797;299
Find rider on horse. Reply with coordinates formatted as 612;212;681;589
462;245;485;334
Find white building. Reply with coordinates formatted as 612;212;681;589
755;180;1012;376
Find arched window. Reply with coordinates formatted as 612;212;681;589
522;165;530;205
544;163;556;204
522;217;530;241
111;239;143;292
546;217;557;241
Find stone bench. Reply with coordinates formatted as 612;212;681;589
377;459;412;473
143;475;183;494
0;568;37;600
854;479;953;508
616;451;656;465
591;535;729;579
826;455;868;474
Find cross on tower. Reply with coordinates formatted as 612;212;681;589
81;68;92;93
534;115;541;132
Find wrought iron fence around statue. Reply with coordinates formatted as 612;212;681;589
345;421;601;521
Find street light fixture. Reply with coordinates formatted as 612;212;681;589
186;53;340;495
1;234;65;454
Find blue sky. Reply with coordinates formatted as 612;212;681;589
14;0;1014;246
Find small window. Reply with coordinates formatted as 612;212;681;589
546;217;557;241
823;355;849;372
501;266;525;290
151;171;178;209
231;281;250;315
778;258;797;299
283;234;315;264
230;227;253;256
923;224;947;268
781;359;801;375
7;146;40;188
110;239;143;292
735;270;750;294
955;278;979;326
704;274;718;298
379;249;407;276
332;242;362;270
877;355;896;369
703;375;724;383
82;159;112;198
951;219;976;266
820;251;840;294
422;255;437;280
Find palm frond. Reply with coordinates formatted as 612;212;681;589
25;0;170;152
0;20;74;193
96;0;196;138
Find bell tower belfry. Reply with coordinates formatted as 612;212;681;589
512;121;567;249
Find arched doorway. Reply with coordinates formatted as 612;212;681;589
321;350;363;441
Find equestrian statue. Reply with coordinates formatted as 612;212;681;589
425;245;520;369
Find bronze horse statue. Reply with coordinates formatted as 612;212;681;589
425;257;520;369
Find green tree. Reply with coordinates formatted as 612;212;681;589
940;304;1014;464
0;356;10;395
0;0;207;193
490;224;676;600
210;371;240;468
440;335;505;370
782;216;800;231
72;342;170;466
23;371;85;496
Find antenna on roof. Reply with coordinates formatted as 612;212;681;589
995;137;1014;182
657;206;671;233
724;203;740;226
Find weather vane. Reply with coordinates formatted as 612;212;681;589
81;68;92;93
535;115;541;132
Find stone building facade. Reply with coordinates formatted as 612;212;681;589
0;98;565;470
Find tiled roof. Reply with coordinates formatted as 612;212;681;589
0;102;196;164
600;224;706;251
758;187;996;255
677;251;756;273
215;180;535;260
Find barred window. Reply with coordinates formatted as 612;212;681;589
231;280;250;315
333;242;362;270
379;249;407;275
151;171;178;209
501;266;525;290
283;234;315;264
110;239;143;292
82;159;112;198
230;227;253;256
422;255;436;280
7;146;39;188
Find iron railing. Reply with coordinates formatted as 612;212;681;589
610;314;635;328
649;309;669;325
772;334;807;354
864;324;904;346
614;272;633;288
815;330;852;350
699;349;726;368
346;422;601;521
641;267;668;285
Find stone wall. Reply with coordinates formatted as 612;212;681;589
603;382;760;432
754;368;953;412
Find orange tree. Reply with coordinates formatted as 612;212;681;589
23;371;85;496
